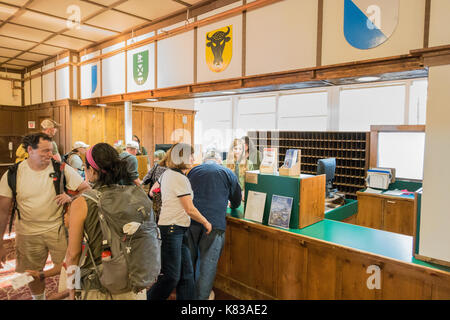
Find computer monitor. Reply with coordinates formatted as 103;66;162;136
155;144;172;153
317;158;336;198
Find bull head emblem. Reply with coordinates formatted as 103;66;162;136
206;26;231;69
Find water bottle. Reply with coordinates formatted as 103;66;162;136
101;240;112;262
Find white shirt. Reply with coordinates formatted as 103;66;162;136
158;169;193;227
0;160;84;235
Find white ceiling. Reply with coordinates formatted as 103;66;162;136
0;0;206;71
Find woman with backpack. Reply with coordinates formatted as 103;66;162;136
147;143;212;300
64;143;157;300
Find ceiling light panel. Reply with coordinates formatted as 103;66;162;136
0;47;22;57
0;23;53;42
0;35;35;50
63;23;117;42
11;11;68;32
115;0;185;21
85;10;147;32
27;0;104;21
31;44;65;55
44;34;93;50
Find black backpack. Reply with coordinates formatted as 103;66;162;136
6;158;68;234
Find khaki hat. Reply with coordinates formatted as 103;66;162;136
41;119;61;129
73;141;90;149
126;141;140;150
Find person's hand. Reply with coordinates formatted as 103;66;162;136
0;244;7;269
25;270;40;280
69;289;75;300
55;193;72;206
204;221;212;235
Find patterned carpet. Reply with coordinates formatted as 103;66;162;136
1;232;236;300
0;232;60;300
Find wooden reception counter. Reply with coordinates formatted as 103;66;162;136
215;207;450;300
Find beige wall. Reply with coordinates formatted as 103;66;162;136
419;65;450;263
0;72;21;106
429;0;450;47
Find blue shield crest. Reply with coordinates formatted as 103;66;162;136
344;0;399;50
91;64;98;95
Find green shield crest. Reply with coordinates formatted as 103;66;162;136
133;50;149;85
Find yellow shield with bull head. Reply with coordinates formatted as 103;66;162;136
206;25;232;73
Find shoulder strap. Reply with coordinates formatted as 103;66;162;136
82;189;101;204
6;162;21;234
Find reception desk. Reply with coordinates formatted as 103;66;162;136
215;206;450;300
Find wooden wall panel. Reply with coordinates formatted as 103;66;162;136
12;110;26;136
229;224;250;287
248;228;277;297
163;111;175;144
338;255;381;300
71;106;89;147
0;110;13;135
306;244;337;299
382;264;432;300
276;238;308;299
105;107;121;145
141;110;154;160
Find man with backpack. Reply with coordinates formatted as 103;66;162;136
0;133;90;300
63;141;90;179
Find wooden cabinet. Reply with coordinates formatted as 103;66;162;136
356;192;416;236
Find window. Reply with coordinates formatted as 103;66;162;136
339;84;406;131
278;91;328;130
194;98;232;152
237;96;277;131
377;132;425;180
409;79;428;125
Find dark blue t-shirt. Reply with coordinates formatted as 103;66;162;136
187;161;241;231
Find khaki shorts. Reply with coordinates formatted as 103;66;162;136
15;226;67;273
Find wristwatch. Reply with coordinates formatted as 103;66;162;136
39;271;45;281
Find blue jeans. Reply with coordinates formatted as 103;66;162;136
186;223;225;300
147;225;196;300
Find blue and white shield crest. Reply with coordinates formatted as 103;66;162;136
344;0;399;50
91;64;98;95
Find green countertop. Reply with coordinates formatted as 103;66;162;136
227;205;450;273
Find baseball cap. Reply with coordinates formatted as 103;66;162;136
73;141;90;149
126;141;140;149
41;119;61;129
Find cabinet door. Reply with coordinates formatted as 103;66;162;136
383;199;415;236
356;194;383;229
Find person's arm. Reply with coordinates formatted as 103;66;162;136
26;263;62;281
65;197;88;300
0;195;12;269
133;178;142;186
54;181;90;206
228;175;242;209
178;195;212;234
149;181;160;197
